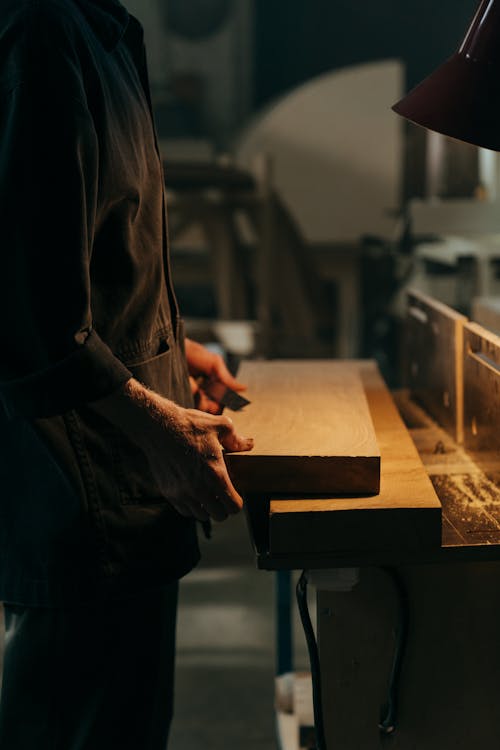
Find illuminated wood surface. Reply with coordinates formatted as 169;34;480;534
225;360;380;495
265;362;442;559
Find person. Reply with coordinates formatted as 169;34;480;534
0;0;253;747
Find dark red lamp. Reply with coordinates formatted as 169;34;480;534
393;0;500;151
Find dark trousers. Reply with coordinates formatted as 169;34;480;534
0;583;179;750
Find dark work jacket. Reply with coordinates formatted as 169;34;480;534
0;0;200;605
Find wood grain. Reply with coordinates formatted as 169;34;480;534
225;360;380;495
266;362;441;557
255;389;500;570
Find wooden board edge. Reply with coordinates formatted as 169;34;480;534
268;506;442;557
464;320;500;348
455;316;464;445
407;288;468;323
227;455;381;496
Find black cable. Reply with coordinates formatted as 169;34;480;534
378;566;410;735
296;567;409;745
296;571;328;750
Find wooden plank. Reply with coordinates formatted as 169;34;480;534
267;362;441;557
404;289;467;443
225;361;380;495
256;390;500;567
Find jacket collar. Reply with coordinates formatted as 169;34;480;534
74;0;129;51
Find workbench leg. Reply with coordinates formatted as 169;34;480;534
317;563;500;749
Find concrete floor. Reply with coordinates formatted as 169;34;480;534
170;512;278;749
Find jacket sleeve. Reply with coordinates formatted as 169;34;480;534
0;69;132;419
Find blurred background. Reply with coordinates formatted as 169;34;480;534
124;0;500;390
119;3;500;748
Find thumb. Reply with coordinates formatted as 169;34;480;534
216;416;254;453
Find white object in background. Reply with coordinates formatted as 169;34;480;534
213;319;257;356
415;236;479;267
275;672;314;750
410;197;500;236
415;235;500;297
236;60;403;244
411;131;500;236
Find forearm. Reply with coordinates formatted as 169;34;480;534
90;377;186;446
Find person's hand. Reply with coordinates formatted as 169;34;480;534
91;378;253;522
145;402;252;522
184;338;247;414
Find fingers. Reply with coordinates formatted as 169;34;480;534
197;492;232;521
212;359;247;392
184;410;253;452
165;449;242;521
215;415;254;453
189;376;199;396
206;461;244;514
196;390;222;415
190;377;221;413
191;378;223;414
157;408;251;522
191;440;244;517
193;435;245;517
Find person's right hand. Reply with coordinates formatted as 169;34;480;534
142;400;253;522
92;378;253;522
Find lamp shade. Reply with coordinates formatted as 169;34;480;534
393;0;500;151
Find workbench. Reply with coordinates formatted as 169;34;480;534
244;361;500;750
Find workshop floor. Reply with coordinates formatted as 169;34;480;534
0;512;309;749
170;512;284;750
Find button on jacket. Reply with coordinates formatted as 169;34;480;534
0;0;200;605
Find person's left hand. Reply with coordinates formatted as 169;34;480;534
184;338;247;414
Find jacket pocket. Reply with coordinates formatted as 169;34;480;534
111;346;174;505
